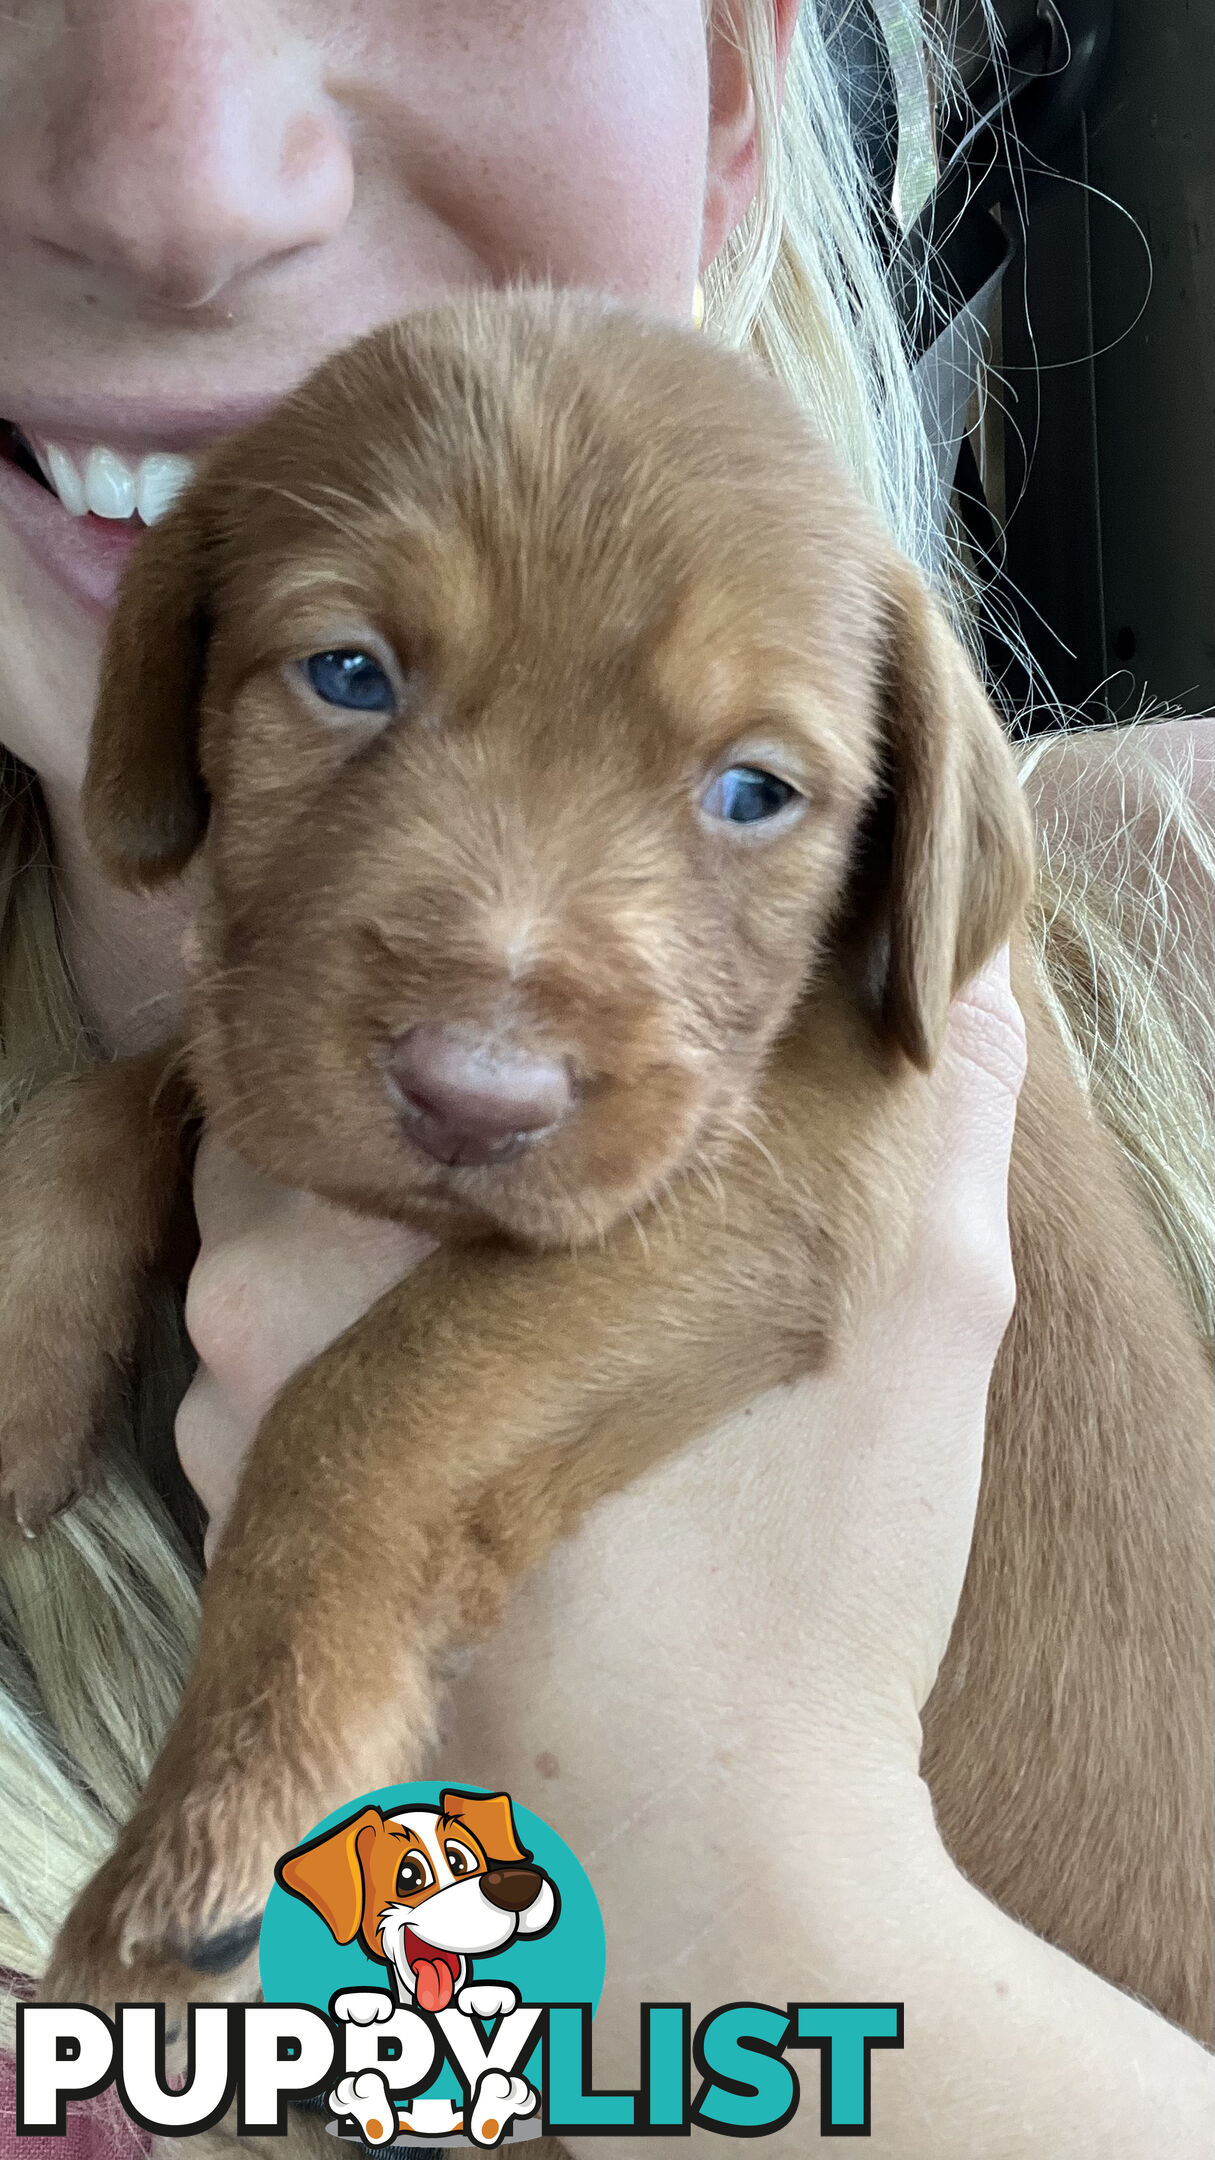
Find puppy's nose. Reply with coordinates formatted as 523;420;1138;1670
381;1024;573;1166
481;1866;543;1913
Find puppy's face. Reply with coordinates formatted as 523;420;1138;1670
85;294;1031;1246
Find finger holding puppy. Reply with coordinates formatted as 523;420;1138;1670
178;1134;434;1558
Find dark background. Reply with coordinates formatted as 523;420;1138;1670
837;0;1213;723
997;0;1214;719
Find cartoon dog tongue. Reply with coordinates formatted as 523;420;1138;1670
415;1957;454;2013
405;1930;460;2013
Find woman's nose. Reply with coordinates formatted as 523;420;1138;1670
5;0;353;310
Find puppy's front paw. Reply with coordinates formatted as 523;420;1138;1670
0;1272;107;1532
40;1740;307;2015
0;1296;108;1537
40;1629;412;2019
40;1847;263;2023
0;1226;115;1534
0;1409;96;1538
0;1064;176;1537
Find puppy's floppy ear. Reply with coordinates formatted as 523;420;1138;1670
862;563;1034;1069
275;1804;384;1944
440;1789;530;1866
81;487;214;889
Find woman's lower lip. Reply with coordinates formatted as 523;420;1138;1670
0;442;142;616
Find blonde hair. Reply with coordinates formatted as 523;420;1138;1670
1;1;1211;2090
0;762;202;2009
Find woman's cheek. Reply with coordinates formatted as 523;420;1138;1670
367;0;710;309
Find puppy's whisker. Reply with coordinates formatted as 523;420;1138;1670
119;985;183;1026
181;965;262;1010
626;1208;651;1262
717;1110;785;1186
688;1155;728;1214
148;1039;200;1128
228;477;370;546
636;1171;686;1248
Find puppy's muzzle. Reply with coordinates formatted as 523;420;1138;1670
480;1866;544;1913
379;1023;575;1167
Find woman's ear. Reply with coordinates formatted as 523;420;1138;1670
702;2;799;268
81;487;214;890
861;564;1035;1070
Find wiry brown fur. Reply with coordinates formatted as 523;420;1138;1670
0;292;1207;2035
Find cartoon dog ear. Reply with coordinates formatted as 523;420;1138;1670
275;1804;384;1945
440;1790;530;1866
858;562;1034;1070
81;484;216;891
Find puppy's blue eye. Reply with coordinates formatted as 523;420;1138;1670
304;648;396;713
702;766;798;824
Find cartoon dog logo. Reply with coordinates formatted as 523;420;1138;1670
276;1790;558;2148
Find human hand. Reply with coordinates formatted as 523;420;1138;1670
174;952;1037;2159
764;940;1026;1765
176;1149;437;1564
178;948;1024;1767
431;946;1027;1829
417;947;1208;2160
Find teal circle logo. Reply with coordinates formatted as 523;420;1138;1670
259;1783;604;2146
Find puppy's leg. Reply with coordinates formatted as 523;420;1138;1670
924;983;1215;2040
40;1229;821;2004
42;1021;920;2012
0;1046;197;1530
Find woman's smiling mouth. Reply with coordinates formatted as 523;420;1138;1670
0;394;273;615
14;429;196;524
0;426;149;615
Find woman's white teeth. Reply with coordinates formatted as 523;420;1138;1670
38;441;196;524
83;446;136;519
136;453;197;524
44;444;88;516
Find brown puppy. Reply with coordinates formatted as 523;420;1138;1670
0;292;1208;2033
